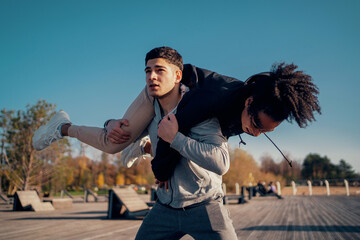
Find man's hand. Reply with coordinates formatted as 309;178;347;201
155;179;169;190
144;141;153;156
107;119;131;144
158;113;178;144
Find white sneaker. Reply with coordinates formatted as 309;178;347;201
120;136;150;168
32;111;71;151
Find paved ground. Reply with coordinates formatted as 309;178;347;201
0;195;359;240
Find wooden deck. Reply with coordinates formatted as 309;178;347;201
0;195;359;240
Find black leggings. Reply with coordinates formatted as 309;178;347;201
151;88;220;181
151;65;245;181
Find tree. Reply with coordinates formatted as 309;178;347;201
97;172;105;187
73;155;93;189
116;173;125;185
50;156;74;194
336;159;357;179
0;100;70;192
114;153;154;185
278;158;302;182
301;153;335;179
260;154;279;175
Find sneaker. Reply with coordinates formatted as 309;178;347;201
32;111;71;151
120;136;150;168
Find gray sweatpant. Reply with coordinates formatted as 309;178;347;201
68;87;154;154
135;200;238;240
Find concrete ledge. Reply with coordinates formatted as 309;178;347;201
51;199;73;209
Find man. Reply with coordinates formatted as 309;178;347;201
134;47;238;239
34;47;239;239
33;48;321;179
106;56;321;182
33;46;321;238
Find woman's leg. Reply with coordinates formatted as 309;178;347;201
68;87;154;154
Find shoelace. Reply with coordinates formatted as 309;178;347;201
46;134;58;146
46;131;62;149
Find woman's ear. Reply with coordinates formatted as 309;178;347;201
245;96;253;107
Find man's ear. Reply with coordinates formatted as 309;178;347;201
175;70;182;83
245;96;253;107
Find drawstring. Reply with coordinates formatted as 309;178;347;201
238;133;292;168
238;134;246;147
263;133;292;167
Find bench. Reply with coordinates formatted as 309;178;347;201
107;187;149;219
13;191;54;211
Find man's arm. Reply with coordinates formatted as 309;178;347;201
171;121;230;175
158;114;230;175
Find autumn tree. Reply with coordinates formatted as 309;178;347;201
261;154;302;183
223;148;285;192
0;100;70;193
50;155;75;194
260;154;279;175
99;152;116;186
97;172;105;187
73;155;93;189
114;153;154;185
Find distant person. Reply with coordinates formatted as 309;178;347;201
256;181;267;196
267;181;282;199
267;181;275;193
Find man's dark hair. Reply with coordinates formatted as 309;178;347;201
145;46;183;71
246;62;321;128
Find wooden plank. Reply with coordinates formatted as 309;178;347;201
1;196;360;239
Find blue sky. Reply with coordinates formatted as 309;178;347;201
1;0;359;172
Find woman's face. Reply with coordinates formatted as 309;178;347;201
241;97;282;136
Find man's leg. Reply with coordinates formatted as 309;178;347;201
182;200;238;240
135;202;185;240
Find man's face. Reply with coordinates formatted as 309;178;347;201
241;97;282;136
145;58;181;98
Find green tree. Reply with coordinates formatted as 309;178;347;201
337;159;357;179
301;153;335;179
0;100;69;192
50;156;74;194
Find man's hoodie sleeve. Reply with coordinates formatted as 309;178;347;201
170;118;230;175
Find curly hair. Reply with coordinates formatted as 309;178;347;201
246;62;321;128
